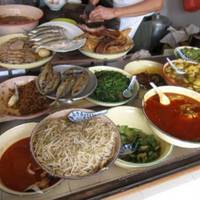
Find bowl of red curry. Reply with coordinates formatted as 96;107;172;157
0;4;43;35
142;86;200;148
0;123;63;195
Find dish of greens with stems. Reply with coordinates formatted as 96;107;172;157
179;47;200;63
90;71;130;102
118;125;161;163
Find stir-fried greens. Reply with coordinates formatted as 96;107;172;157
119;126;161;163
90;71;130;102
181;48;200;62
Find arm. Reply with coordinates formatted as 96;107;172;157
89;0;164;21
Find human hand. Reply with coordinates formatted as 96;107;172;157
89;6;116;22
89;0;100;6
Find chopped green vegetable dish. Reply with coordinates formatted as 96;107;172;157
181;48;200;62
119;125;161;163
91;71;130;102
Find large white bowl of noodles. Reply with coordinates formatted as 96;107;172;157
30;108;121;179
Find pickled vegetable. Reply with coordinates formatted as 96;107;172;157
118;126;161;163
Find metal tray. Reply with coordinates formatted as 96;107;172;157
1;56;200;200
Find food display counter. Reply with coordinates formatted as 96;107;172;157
0;3;200;200
1;55;200;200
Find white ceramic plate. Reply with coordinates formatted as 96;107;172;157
0;33;54;69
106;106;173;169
39;21;86;53
87;66;139;107
0;123;63;195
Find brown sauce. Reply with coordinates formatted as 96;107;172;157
0;137;59;192
0;16;34;25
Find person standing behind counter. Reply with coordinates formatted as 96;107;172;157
89;0;164;38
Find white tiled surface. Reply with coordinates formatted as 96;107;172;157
105;165;200;200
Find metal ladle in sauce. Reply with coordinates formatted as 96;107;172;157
150;82;170;105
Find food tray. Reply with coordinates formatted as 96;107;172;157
1;56;200;200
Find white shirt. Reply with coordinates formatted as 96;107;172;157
113;0;149;37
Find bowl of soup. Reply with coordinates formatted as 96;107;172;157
143;86;200;148
0;123;62;195
0;4;43;35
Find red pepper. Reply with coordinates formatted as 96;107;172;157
183;0;200;11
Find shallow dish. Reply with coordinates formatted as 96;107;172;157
30;108;121;179
143;86;200;148
0;76;51;121
0;33;53;69
174;46;200;63
44;65;97;103
106;106;173;169
0;4;43;35
87;66;139;107
0;123;63;196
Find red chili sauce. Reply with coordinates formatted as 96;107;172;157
0;137;59;192
144;93;200;141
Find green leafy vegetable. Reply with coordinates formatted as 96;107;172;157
90;71;130;102
119;125;161;163
181;48;200;62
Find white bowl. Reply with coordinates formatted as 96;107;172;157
0;4;43;35
124;60;163;75
0;34;54;69
143;86;200;148
0;123;63;196
106;106;173;169
87;66;139;107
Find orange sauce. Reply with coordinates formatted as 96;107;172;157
0;137;59;192
144;93;200;141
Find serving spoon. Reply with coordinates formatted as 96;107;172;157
176;48;190;61
123;76;137;98
150;82;170;105
67;110;108;123
119;142;139;156
166;57;186;75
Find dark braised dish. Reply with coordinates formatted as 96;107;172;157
136;72;166;89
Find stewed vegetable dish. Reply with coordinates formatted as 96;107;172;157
119;126;161;163
144;93;200;141
164;61;200;92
